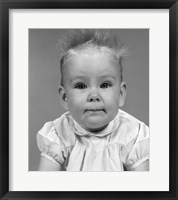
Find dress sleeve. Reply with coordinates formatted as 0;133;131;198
36;121;65;165
121;123;149;170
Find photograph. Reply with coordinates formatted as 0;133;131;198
29;29;149;171
0;0;177;199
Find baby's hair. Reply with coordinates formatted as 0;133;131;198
58;29;127;85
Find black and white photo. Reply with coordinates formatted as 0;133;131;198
29;29;149;171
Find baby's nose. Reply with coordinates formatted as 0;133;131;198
88;94;100;102
87;87;102;102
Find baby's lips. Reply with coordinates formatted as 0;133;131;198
85;108;106;112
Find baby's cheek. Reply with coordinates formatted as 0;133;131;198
69;95;84;109
104;93;119;103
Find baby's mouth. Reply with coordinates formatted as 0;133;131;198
85;109;106;113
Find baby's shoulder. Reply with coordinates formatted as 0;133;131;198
119;109;147;126
38;112;76;148
117;110;149;144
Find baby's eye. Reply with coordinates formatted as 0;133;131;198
74;82;87;89
100;82;112;89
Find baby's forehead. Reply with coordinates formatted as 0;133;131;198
65;46;118;66
59;32;126;84
69;45;114;56
62;51;120;79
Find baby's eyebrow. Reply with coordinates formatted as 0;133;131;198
69;75;117;85
100;75;116;80
69;76;88;83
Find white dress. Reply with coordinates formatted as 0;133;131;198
36;109;149;171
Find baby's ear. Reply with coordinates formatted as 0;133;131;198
119;82;127;107
58;85;68;110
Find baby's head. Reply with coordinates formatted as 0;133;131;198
58;29;127;132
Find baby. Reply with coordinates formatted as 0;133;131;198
37;29;149;171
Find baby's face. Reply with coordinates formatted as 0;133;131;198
61;49;126;132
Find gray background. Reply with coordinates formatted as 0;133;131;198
29;29;149;171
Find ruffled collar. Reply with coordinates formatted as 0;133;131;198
68;110;120;137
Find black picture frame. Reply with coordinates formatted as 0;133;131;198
0;0;177;199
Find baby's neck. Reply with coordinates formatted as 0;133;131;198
84;124;109;133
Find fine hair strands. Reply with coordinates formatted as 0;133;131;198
57;29;128;87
